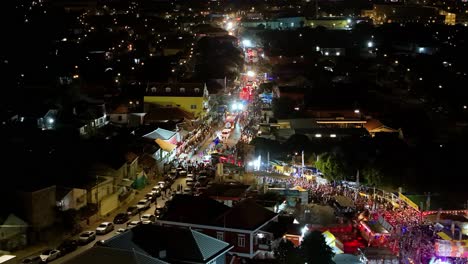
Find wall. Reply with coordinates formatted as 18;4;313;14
109;113;129;125
89;177;114;204
61;188;87;210
18;186;56;230
144;96;205;118
99;193;119;216
203;229;251;255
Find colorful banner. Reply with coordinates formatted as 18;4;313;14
434;239;468;258
398;193;419;211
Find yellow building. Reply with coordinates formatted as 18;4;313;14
144;83;209;119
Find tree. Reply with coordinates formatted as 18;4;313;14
300;231;335;264
315;153;346;180
362;166;383;186
275;239;303;264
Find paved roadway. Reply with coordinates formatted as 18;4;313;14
47;177;188;264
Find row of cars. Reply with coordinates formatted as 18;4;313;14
21;181;171;264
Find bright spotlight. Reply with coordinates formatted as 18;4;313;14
47;118;54;124
354;109;360;114
367;41;374;48
242;39;253;47
246;71;256;77
347;18;352;24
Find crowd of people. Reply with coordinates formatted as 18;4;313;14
258;175;467;263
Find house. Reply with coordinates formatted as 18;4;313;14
363;119;401;137
74;102;108;137
101;225;233;264
144;82;209;119
37;109;59;130
15;185;56;231
109;104;146;127
157;195;278;261
63;246;168;264
204;183;251;207
142;128;179;164
0;214;28;251
56;187;87;211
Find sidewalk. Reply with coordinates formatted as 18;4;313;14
12;180;158;260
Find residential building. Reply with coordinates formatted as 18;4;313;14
14;185;56;242
56;187;87;211
144;83;209;119
363;119;401;138
0;214;28;251
204;183;250;207
142;128;179;164
157;195;278;261
109;104;146;127
99;225;233;264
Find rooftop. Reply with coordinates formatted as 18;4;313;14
162;195;277;230
142;128;177;141
145;83;206;97
63;246;167;264
204;183;250;200
103;225;232;263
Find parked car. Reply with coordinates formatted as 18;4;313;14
136;199;151;211
40;249;60;262
96;222;114;235
78;231;96;245
57;239;77;256
183;188;192;195
127;220;142;229
141;214;156;224
145;193;157;203
158;181;167;190
154;205;165;217
186;179;194;186
115;228;127;234
151;186;161;196
21;256;43;264
113;213;129;224
127;205;139;216
187;173;194;179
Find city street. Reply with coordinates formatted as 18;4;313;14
49;177;187;264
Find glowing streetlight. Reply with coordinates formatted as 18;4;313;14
246;70;256;77
354;109;360;114
367;41;374;48
242;39;253;47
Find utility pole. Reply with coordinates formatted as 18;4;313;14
301;150;305;178
267;151;270;172
96;176;100;218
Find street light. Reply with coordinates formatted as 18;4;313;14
247;70;256;77
367;41;374;48
242;39;253;47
